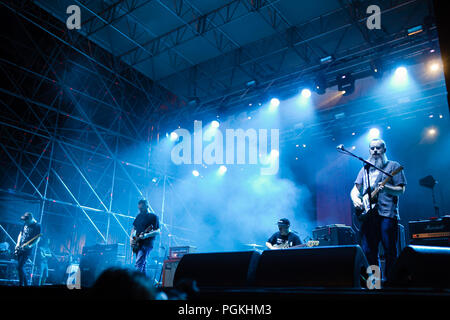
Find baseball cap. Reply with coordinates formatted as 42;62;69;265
277;218;290;226
20;212;33;221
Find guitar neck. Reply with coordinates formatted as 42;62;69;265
371;166;403;198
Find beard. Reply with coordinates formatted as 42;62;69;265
369;154;387;169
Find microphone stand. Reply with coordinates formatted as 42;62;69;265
338;146;392;214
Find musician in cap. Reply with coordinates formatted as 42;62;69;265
350;138;406;281
265;218;301;250
15;212;41;286
130;200;160;275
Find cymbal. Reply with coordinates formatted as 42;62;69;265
243;243;264;248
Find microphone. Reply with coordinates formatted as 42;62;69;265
336;144;345;151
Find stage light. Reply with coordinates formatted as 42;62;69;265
169;132;178;141
301;88;311;98
368;128;380;140
370;59;383;79
407;25;423;36
270;98;280;107
192;170;200;177
337;73;355;96
269;98;280;111
314;75;327;95
428;61;441;73
218;165;227;175
211;120;220;128
392;66;408;86
427;127;437;137
320;55;333;64
270;149;279;158
246;80;257;87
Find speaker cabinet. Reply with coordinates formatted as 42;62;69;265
174;251;260;288
389;245;450;288
255;245;368;288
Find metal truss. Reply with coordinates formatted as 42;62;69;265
0;0;192;276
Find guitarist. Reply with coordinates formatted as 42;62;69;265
130;200;160;275
15;212;41;286
266;218;301;249
350;139;406;281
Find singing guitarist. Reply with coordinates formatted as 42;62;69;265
266;218;301;249
15;212;41;286
130;200;160;275
350;139;406;281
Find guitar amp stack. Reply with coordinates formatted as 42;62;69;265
162;246;196;287
409;216;450;247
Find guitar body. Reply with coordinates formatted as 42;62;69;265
131;226;153;254
354;191;377;222
354;166;404;222
14;233;42;256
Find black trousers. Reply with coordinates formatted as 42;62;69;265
17;251;31;286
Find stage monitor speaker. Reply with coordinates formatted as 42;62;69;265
173;251;260;288
389;245;450;288
255;245;368;288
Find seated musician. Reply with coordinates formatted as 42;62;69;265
265;218;301;249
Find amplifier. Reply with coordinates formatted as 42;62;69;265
80;243;119;287
409;216;450;247
162;259;180;287
313;224;356;246
169;246;196;260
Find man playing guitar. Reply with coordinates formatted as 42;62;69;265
266;218;301;249
15;212;41;286
350;139;406;281
130;200;160;275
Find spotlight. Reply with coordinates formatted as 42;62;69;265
407;25;423;36
169;132;178;141
270;149;279;158
337;73;355;96
269;98;280;111
370;59;383;79
270;98;280;107
320;55;334;64
218;165;227;175
429;62;439;72
392;66;408;86
211;120;220;128
314;74;327;95
368;128;380;140
192;170;200;177
301;88;312;98
427;127;437;137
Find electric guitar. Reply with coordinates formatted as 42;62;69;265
14;233;42;256
355;166;404;221
271;240;320;249
131;226;159;253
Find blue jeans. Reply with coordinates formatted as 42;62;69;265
360;214;398;281
17;250;30;286
135;246;152;275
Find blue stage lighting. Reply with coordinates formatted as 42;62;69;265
368;128;380;140
392;66;408;85
270;98;280;108
192;170;200;177
301;88;311;98
211;120;220;128
169;132;178;141
218;165;227;175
